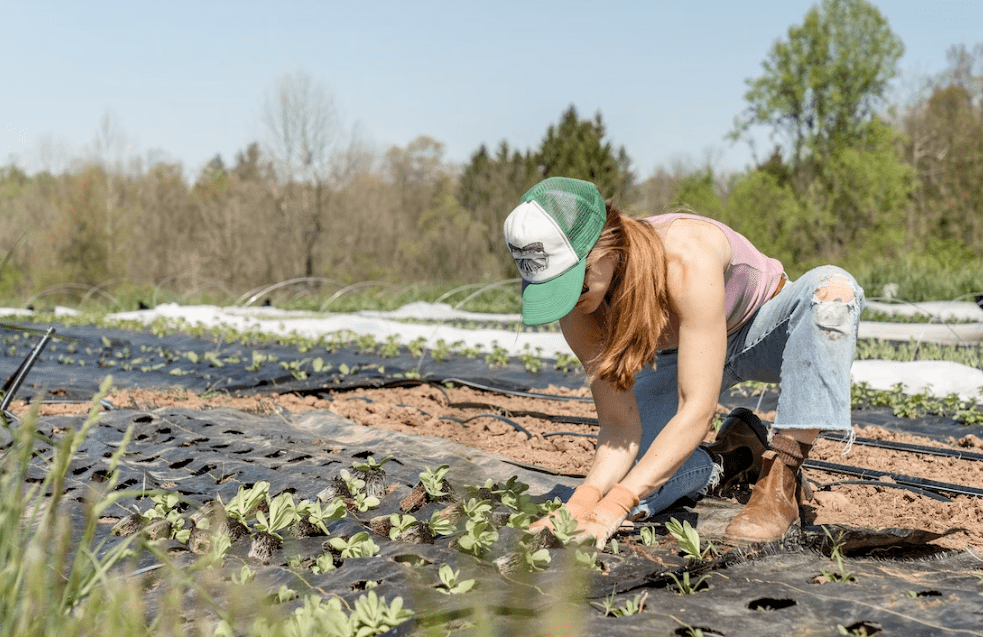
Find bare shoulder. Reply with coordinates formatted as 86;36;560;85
662;217;731;266
662;218;729;315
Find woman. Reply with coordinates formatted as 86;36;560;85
503;177;864;547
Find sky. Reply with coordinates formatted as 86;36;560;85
2;1;982;180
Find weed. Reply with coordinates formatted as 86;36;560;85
819;526;857;584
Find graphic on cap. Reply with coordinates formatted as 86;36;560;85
507;241;548;277
503;177;607;325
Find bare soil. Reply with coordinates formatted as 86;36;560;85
13;384;983;552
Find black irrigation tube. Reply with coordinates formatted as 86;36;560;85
440;378;593;403
437;414;533;439
813;480;952;503
333;378;983;499
803;459;983;499
821;432;983;462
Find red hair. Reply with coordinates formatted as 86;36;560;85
586;203;670;392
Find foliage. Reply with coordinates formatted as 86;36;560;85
457;518;499;558
592;592;648;617
327;532;380;559
666;570;711;595
819;526;857;583
733;0;904;169
419;464;451;499
435;563;476;595
665;518;717;561
536;105;634;203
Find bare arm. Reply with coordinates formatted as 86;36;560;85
559;307;642;495
618;234;727;499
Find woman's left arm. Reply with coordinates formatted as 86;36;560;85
618;246;727;497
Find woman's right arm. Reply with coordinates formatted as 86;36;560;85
559;308;642;495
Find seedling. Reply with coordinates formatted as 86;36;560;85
328;531;380;558
435;563;476;595
553;352;581;372
518;345;543;373
388;514;418;540
575;548;603;572
352;455;394;473
519;543;552;572
484;343;510;368
457;518;499;557
221;480;270;523
431;339;452;362
232;564;256;584
638;526;658;546
592;592;648;617
666;570;711;595
311;552;337;574
348;591;413;636
254;492;301;540
420;464;451;499
427;511;457;536
297;497;347;535
819;526;857;583
461;497;493;521
351;492;381;512
544;507;585;546
666;517;716;561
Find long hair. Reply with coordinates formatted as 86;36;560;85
585;203;670;392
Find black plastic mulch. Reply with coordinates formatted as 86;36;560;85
5;321;983;634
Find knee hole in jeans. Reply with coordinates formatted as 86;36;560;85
814;276;855;303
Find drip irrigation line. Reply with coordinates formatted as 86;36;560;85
440;378;592;402
821;432;983;462
803;459;983;499
815;480;952;503
437;413;532;439
542;431;599;439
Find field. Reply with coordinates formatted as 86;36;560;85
2;311;983;636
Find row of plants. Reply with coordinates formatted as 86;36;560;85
0;386;702;636
3;376;945;636
8;310;981;375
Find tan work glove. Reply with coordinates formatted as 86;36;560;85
579;484;639;549
529;484;603;532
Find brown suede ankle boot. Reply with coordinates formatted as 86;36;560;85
703;408;770;494
724;434;812;543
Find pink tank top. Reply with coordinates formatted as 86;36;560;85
645;213;785;332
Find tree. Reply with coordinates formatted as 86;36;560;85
732;0;904;173
457;141;538;277
536;106;634;201
261;71;366;278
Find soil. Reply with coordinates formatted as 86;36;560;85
11;384;983;552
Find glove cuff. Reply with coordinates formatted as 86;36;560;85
567;484;603;511
605;483;640;514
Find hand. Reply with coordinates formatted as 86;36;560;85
578;484;639;549
529;484;603;532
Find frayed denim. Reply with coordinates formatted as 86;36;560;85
631;265;864;518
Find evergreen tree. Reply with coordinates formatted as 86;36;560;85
535;106;633;201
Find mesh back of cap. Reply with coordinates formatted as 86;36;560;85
521;178;605;258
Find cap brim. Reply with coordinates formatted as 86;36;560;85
520;259;586;326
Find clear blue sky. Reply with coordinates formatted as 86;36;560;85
3;1;981;179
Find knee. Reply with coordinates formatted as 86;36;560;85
815;275;856;303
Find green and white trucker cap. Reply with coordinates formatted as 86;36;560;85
503;177;606;325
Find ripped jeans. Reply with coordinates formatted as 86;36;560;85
631;265;865;517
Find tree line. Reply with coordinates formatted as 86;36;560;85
1;0;980;306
